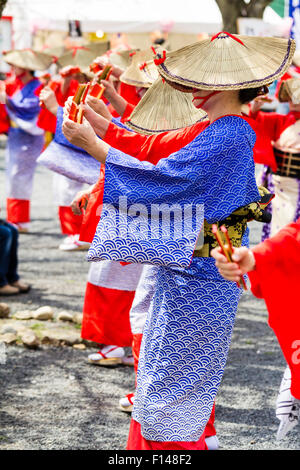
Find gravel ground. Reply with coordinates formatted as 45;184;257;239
0;142;299;450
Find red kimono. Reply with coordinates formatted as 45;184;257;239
248;220;300;399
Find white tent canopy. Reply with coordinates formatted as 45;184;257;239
3;0;283;49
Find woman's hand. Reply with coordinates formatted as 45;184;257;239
86;95;112;120
101;78;118;101
82;101;110;137
62;113;110;163
251;94;272;114
0;81;6;104
39;87;58;115
210;246;256;282
93;56;124;79
71;189;92;215
62;114;98;150
63;96;73;119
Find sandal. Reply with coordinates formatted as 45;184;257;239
88;345;125;366
0;284;20;296
10;281;31;293
119;393;135;413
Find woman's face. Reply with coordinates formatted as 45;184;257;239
191;89;220;111
13;66;27;78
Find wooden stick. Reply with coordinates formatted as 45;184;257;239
220;225;247;291
212;224;241;289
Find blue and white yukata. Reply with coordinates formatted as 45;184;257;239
5;78;44;224
87;115;260;442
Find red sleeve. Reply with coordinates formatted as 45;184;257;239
104;121;148;158
79;165;105;243
248;221;300;398
37;108;57;133
121;102;135;122
104;120;209;164
0;103;9;133
248;221;300;299
118;82;141;106
5;77;22;97
34;83;44;96
248;111;290;171
137;121;209;164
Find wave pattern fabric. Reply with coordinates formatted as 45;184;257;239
37;107;100;184
88;116;260;268
133;263;241;441
87;116;260;441
5;79;44;200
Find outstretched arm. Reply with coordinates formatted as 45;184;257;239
62;113;110;164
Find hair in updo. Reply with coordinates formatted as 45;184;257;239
238;85;269;104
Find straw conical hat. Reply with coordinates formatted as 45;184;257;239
3;49;54;71
125;77;207;135
57;42;110;71
120;49;158;88
292;50;300;67
155;32;296;90
40;45;66;59
107;49;137;70
278;78;300;104
139;59;159;84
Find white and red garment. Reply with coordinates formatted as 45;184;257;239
251;110;300;238
5;77;44;225
53;173;85;235
81;260;143;347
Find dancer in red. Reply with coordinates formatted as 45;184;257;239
249;79;300;240
211;220;300;440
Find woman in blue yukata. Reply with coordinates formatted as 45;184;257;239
2;49;53;232
62;33;295;450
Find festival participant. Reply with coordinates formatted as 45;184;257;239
38;69;89;250
211;219;300;440
63;33;294;450
70;51;157;365
1;49;53;232
250;78;300;240
249;81;300;428
92;48;157;122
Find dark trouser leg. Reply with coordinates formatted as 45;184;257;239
0;224;13;287
3;222;19;284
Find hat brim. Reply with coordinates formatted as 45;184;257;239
126;77;207;135
120;49;157;88
3;50;53;71
156;35;296;90
278;78;300;104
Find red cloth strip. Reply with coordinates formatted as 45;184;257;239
211;31;245;46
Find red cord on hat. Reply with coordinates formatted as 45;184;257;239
139;62;147;70
70;46;90;57
129;51;136;57
211;31;245;46
154;50;167;66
